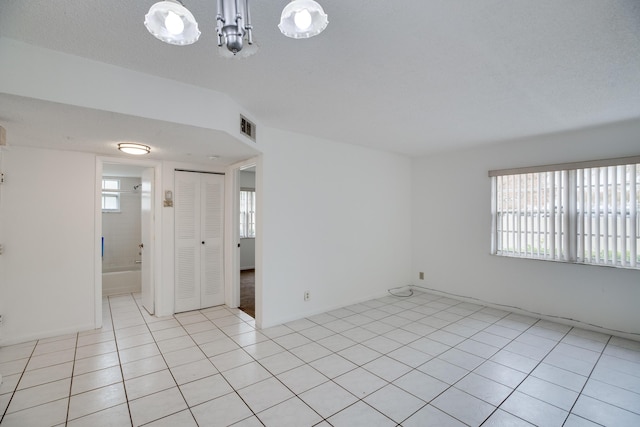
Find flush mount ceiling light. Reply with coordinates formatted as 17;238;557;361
279;0;328;39
118;143;151;155
144;0;200;45
144;0;328;55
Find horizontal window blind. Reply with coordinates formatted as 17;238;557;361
491;157;639;269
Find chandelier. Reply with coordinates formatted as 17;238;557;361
144;0;328;55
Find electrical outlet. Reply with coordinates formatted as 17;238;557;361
419;272;424;280
304;291;310;301
0;314;3;325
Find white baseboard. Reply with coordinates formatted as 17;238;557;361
258;289;392;330
0;322;96;347
409;284;640;342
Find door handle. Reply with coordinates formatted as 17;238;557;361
139;243;144;249
202;241;205;245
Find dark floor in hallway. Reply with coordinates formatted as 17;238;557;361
239;269;255;318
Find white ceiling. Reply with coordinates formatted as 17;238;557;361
0;0;639;158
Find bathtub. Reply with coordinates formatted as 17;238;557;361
102;265;141;296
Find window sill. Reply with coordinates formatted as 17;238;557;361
492;253;639;270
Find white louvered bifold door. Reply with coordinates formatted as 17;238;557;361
174;171;225;313
175;172;202;313
200;174;224;308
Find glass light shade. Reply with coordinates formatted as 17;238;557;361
144;0;200;45
279;0;328;39
118;143;151;155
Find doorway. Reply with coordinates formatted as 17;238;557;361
238;165;256;318
100;170;144;298
95;158;158;327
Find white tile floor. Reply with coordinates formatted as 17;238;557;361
1;290;640;426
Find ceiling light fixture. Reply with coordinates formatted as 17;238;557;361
144;0;328;54
216;0;254;55
144;0;200;45
118;143;151;155
279;0;328;39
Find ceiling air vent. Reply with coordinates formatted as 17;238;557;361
240;115;256;142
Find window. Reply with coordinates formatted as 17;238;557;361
239;189;256;238
102;179;120;212
490;156;639;269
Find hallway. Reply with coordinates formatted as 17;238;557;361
239;269;255;319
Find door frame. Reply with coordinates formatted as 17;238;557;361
140;167;155;315
226;156;261;325
95;156;162;328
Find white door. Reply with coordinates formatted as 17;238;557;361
174;171;224;313
141;167;154;314
201;174;225;307
175;172;201;313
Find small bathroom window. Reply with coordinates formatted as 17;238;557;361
102;179;120;212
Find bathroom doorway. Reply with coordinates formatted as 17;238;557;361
95;158;159;327
101;166;145;297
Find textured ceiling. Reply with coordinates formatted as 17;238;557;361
1;0;639;157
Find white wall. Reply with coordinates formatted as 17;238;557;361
0;37;416;339
412;119;640;338
0;38;250;142
258;127;413;328
0;146;96;344
0;38;254;325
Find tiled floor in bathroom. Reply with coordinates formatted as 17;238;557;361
1;290;639;426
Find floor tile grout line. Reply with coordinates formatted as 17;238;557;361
389;296;521;426
580;378;640;415
475;318;575;426
63;332;80;426
132;294;272;426
562;334;616;425
387;296;515;426
0;338;38;423
565;335;640;422
107;294;136;427
295;294;507;426
130;293;203;426
507;322;618;424
165;292;416;425
188;304;319;425
2;290;637;426
221;336;327;424
316;295;505;421
200;297;424;423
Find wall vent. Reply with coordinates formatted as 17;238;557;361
240;115;256;142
